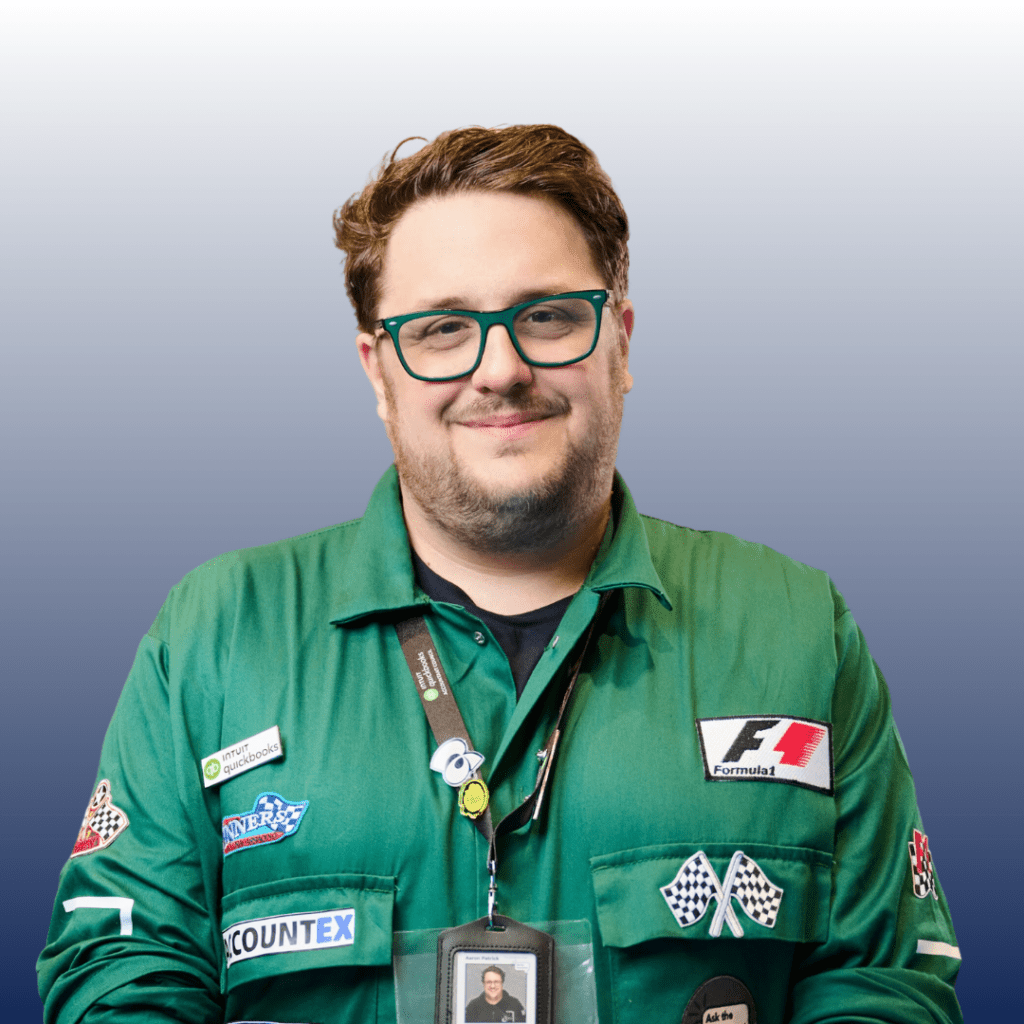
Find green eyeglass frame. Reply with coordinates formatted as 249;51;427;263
375;289;611;382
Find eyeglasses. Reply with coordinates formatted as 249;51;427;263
375;290;610;382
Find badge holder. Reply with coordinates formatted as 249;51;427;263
435;915;554;1024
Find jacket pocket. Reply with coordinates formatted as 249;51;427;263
219;871;395;994
590;842;831;1023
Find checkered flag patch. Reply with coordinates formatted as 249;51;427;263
71;779;130;858
255;793;305;835
908;829;937;900
660;851;720;927
728;854;784;928
89;805;126;841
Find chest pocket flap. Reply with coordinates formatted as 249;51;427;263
591;841;831;947
220;872;395;993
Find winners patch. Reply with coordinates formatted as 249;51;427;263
696;716;833;795
222;792;309;857
71;780;129;858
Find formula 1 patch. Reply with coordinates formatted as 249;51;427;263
223;907;354;967
222;792;309;857
908;828;938;900
71;780;129;859
696;716;833;795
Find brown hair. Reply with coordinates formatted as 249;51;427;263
333;125;629;331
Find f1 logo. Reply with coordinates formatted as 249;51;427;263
696;715;834;794
722;720;780;761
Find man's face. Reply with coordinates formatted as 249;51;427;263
483;970;504;1004
357;190;634;555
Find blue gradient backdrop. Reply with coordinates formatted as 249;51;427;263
2;4;1020;1020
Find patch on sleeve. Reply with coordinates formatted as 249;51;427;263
70;780;130;858
908;828;938;899
696;716;833;794
917;939;960;958
222;792;309;856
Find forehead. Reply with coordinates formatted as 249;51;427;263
378;190;601;313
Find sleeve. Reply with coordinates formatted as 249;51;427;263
787;584;963;1024
36;622;225;1024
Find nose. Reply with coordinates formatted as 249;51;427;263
470;323;534;394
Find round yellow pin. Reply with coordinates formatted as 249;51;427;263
458;778;489;819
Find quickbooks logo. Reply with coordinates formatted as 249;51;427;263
199;725;283;789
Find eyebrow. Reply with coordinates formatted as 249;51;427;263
413;287;581;313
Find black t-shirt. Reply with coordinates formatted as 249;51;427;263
464;990;527;1022
412;551;571;699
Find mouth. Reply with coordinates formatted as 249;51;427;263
456;411;553;439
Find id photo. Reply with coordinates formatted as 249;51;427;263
455;952;535;1023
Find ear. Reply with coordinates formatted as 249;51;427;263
356;331;390;423
614;298;634;394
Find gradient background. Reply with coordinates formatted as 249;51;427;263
2;3;1020;1019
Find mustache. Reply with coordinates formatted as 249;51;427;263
445;392;570;424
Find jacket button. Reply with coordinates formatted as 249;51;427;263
473;631;486;645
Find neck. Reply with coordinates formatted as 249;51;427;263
402;485;612;615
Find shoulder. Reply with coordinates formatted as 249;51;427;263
640;513;838;619
148;518;363;642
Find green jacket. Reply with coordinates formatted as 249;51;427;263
39;468;962;1023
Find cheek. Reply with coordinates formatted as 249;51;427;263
384;376;461;430
416;383;465;425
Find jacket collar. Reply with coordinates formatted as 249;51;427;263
586;474;672;610
329;465;670;626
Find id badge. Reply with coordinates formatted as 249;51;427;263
435;915;554;1024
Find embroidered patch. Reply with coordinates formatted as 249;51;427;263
660;850;783;938
201;725;283;788
70;780;129;858
696;716;833;794
429;737;485;788
682;975;757;1024
222;792;309;857
222;907;354;967
908;828;938;899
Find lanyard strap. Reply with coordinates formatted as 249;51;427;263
394;593;610;920
394;613;495;839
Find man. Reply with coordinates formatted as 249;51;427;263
38;125;963;1023
465;966;526;1023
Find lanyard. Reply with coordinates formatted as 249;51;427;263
394;592;609;923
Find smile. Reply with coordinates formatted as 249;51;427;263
456;413;551;439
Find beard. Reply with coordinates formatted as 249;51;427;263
383;376;625;557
